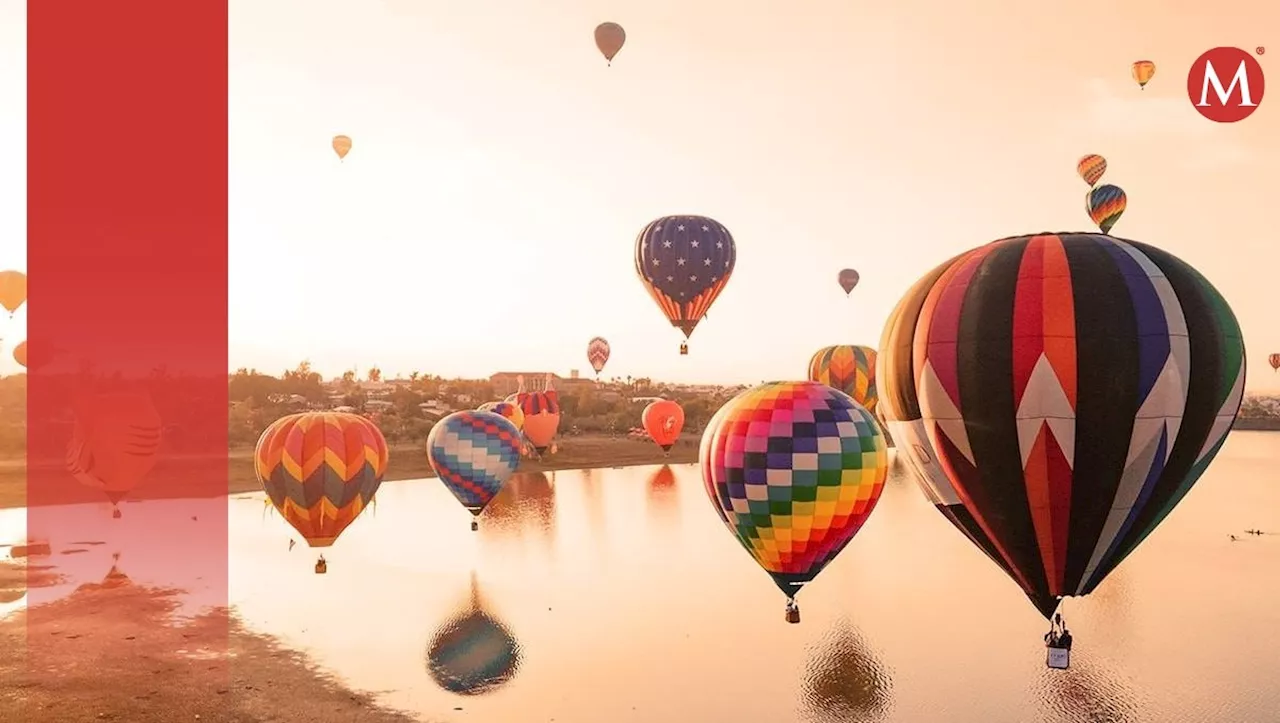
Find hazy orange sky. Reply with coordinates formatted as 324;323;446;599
1;0;1276;386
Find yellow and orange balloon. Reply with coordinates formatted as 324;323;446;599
332;135;352;160
12;341;25;368
1131;60;1156;89
807;345;878;414
255;412;388;571
0;270;27;318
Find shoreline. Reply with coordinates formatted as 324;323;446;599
0;434;698;510
0;585;429;722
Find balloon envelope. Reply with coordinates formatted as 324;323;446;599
517;391;561;453
12;341;25;368
0;270;26;314
642;399;684;451
594;22;626;62
1131;60;1156;88
700;381;888;600
487;401;525;432
332;135;352;159
255;412;388;547
838;268;860;295
1076;154;1106;187
877;232;1244;618
634;215;736;341
1086;184;1126;234
1270;353;1280;371
67;392;163;507
808;345;878;413
427;411;523;517
587;337;611;375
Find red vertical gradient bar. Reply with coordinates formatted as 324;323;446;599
26;0;229;711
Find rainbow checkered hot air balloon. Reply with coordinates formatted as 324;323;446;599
808;345;879;414
427;411;524;531
700;381;888;621
255;412;389;572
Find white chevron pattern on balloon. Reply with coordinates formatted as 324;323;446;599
1014;353;1077;470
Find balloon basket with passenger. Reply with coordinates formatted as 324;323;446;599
1043;611;1073;669
784;598;801;624
314;554;327;575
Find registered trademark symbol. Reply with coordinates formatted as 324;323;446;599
1258;46;1266;55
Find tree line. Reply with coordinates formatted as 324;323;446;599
0;362;730;455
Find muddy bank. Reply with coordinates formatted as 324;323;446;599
1;582;432;722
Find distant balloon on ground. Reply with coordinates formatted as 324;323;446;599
641;399;684;453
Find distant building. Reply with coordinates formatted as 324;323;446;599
489;372;563;397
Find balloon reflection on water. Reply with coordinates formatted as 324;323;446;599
798;618;893;723
425;572;522;697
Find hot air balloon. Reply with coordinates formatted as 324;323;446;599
635;215;736;355
594;22;626;65
255;412;388;571
587;337;611;376
877;233;1244;650
427;411;523;531
516;375;561;455
12;341;25;368
332;135;352;160
1270;353;1280;372
0;270;26;317
1086;184;1126;234
1131;60;1156;89
838;268;860;296
486;401;525;432
701;381;888;622
1076;155;1107;187
808;345;878;413
66;392;163;519
641;399;684;454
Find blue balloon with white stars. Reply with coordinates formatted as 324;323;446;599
633;215;737;338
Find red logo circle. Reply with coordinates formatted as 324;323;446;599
1187;46;1265;122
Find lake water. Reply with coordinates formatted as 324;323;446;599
4;432;1280;722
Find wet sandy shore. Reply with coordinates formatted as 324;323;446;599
1;580;434;722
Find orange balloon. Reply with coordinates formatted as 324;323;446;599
12;341;25;368
0;270;26;315
642;399;684;452
332;135;352;160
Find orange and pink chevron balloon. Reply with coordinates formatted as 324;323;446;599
255;412;389;571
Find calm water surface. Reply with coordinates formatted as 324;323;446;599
4;432;1280;722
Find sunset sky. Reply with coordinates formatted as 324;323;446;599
1;0;1276;386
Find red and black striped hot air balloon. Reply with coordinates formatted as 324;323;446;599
878;232;1244;630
